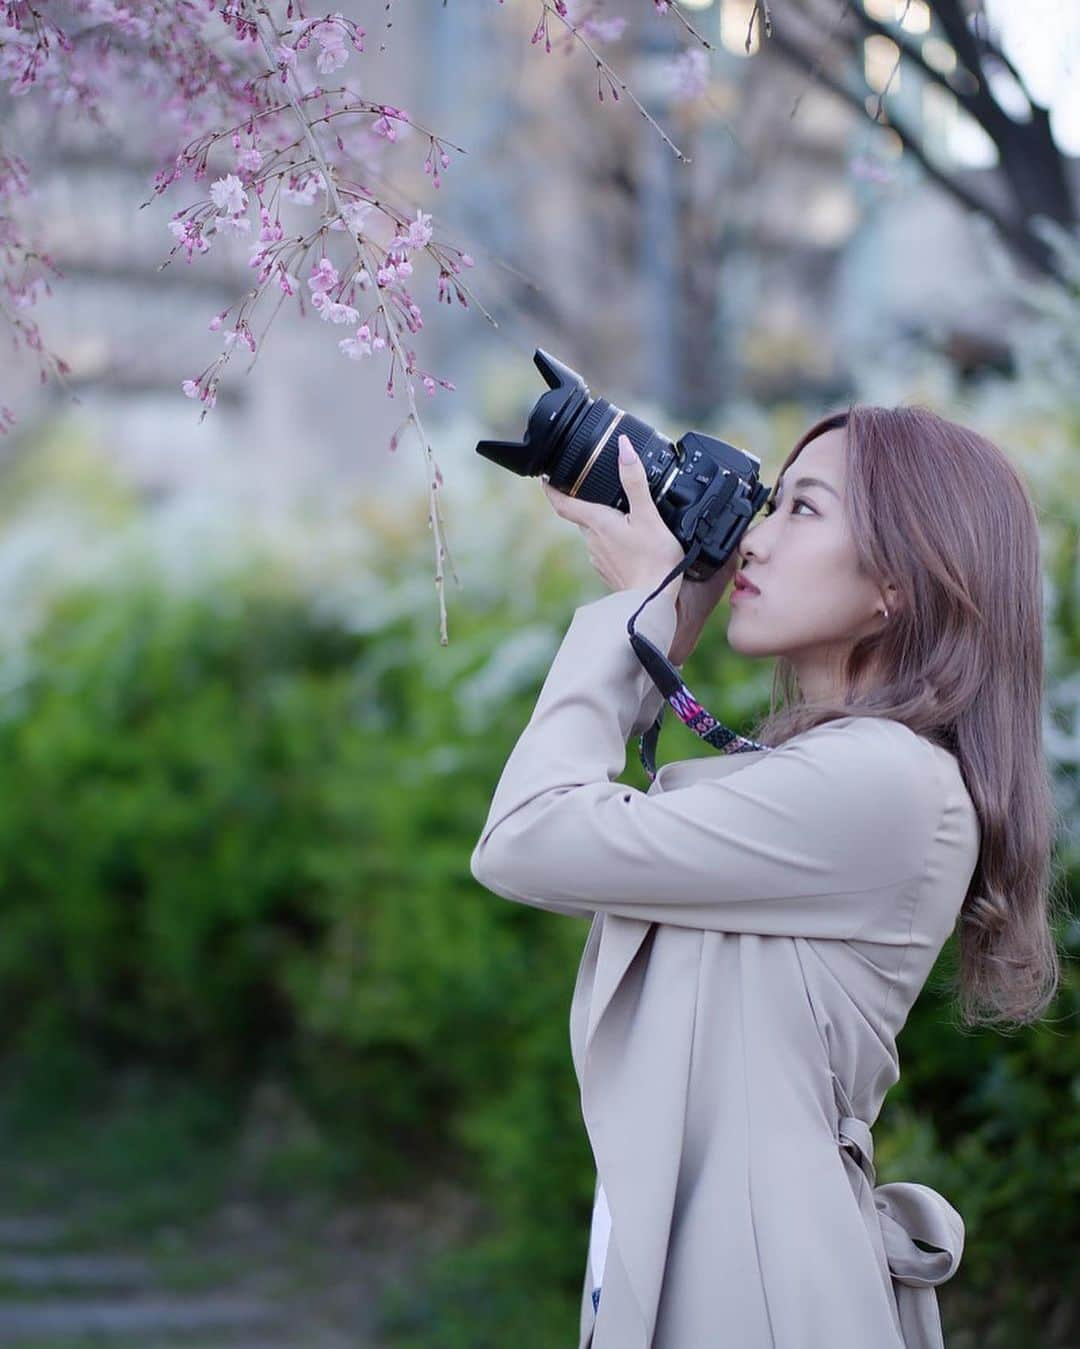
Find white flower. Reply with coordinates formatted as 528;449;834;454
282;173;322;206
215;214;251;237
209;173;248;215
329;199;375;234
406;209;433;249
321;301;360;325
339;331;372;360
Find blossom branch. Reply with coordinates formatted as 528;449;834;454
538;1;692;164
243;0;459;643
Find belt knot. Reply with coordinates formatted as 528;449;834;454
832;1073;964;1293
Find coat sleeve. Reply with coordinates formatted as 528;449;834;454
469;586;943;940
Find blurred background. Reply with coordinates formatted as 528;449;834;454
0;0;1078;1345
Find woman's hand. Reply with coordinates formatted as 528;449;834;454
540;433;686;602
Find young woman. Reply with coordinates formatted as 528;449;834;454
470;405;1063;1349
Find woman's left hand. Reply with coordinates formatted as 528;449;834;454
540;433;686;600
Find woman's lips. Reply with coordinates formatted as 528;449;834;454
733;574;761;596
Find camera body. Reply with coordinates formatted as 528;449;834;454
475;349;771;581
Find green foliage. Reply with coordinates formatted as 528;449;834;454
0;559;611;1341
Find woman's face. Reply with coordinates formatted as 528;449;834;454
728;427;895;701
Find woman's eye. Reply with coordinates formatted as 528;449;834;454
762;496;815;518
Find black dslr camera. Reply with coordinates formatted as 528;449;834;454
475;348;771;582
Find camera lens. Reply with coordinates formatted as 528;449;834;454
475;349;680;511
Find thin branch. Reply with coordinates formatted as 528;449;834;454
748;1;773;51
541;1;692;164
866;0;913;124
847;5;979;116
245;0;459;644
660;2;716;53
788;0;856;121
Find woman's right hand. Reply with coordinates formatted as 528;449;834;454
670;551;740;667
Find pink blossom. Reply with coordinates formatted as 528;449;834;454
406;208;433;249
167;216;210;260
215;213;251;237
2;0;471;435
372;106;408;142
223;327;256;353
308;258;339;293
316;44;348;74
210;173;247;215
313;19;348;74
338;324;373;360
329;198;374;234
282;172;323;206
248;244;273;279
320;300;360;325
258;207;283;242
13;275;47;310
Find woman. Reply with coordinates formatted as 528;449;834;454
469;405;1064;1349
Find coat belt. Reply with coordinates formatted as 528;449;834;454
832;1072;964;1349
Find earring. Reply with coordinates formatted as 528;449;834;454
881;607;890;620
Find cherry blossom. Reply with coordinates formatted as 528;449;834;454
209;174;248;214
338;324;372;359
1;0;715;640
311;17;349;74
406;209;434;250
307;258;340;294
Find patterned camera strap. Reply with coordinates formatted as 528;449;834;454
626;537;771;781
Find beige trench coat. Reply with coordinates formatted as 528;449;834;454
470;585;980;1349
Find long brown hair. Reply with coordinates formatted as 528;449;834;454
746;404;1068;1030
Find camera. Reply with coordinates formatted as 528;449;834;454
475;348;772;582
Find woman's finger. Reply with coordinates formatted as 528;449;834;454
541;478;611;531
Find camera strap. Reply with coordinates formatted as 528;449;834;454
626;536;771;781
